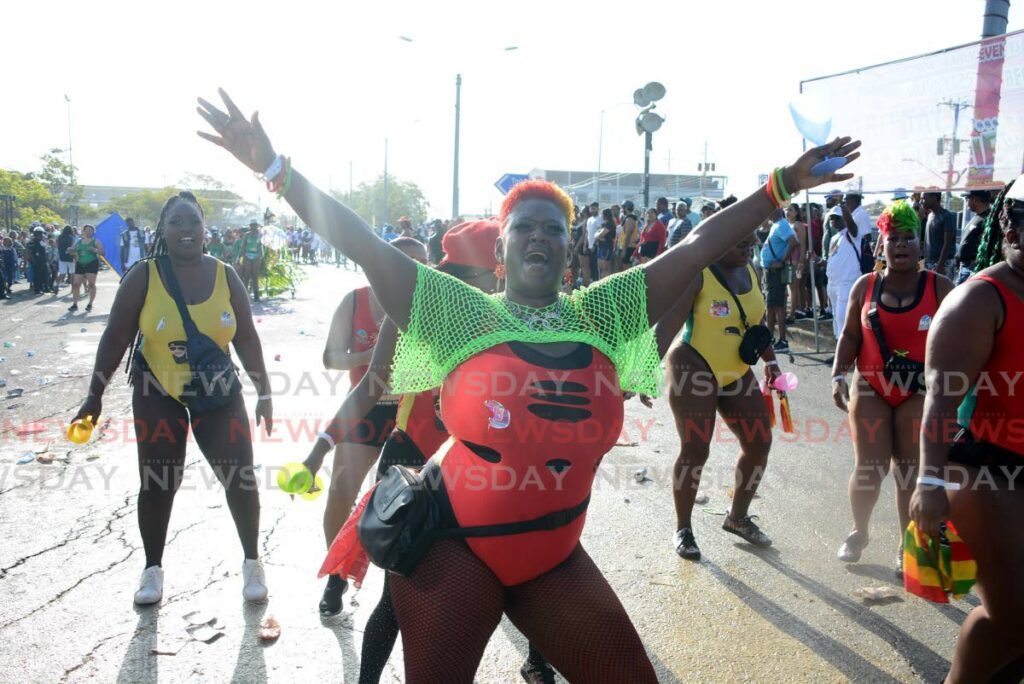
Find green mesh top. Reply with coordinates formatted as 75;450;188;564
390;262;660;395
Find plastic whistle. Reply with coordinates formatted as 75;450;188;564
67;416;95;444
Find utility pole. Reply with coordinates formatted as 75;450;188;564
938;99;971;208
64;94;78;225
642;131;652;208
452;74;462;219
383;138;389;227
698;141;715;198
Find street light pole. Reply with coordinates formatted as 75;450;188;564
595;109;604;205
452;73;462;219
642;131;652;208
64;94;78;224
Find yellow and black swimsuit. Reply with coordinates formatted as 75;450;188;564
138;259;237;402
681;264;766;387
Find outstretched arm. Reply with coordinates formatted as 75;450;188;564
304;319;398;476
642;138;860;325
197;89;416;329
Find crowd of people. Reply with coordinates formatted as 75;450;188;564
54;87;1022;684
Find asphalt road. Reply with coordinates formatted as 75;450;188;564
0;263;967;683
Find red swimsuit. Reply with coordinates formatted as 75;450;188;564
348;286;380;387
858;271;938;408
967;275;1024;456
439;342;623;586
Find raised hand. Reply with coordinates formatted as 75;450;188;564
197;89;277;174
784;137;862;194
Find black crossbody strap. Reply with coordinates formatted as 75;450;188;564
865;273;893;362
155;256;201;340
708;264;751;329
437;494;591;539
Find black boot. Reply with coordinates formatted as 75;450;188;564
319;574;347;616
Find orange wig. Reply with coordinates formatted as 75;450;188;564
499;179;574;231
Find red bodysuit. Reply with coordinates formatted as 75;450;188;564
438;342;623;586
348;286;381;387
858;271;937;407
967;275;1024;456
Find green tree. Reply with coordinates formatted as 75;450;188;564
39;148;82;217
179;172;254;226
102;187;213;228
0;168;64;228
331;174;429;226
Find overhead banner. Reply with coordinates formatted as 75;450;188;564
802;29;1024;195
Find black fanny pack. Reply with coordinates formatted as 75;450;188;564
708;264;772;365
865;274;925;394
357;457;591;576
948;427;1024;472
156;256;241;413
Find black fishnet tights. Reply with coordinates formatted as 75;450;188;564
390;539;656;683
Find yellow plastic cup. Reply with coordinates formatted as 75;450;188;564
277;462;314;495
299;474;324;502
67;416;95;445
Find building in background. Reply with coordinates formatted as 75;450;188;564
529;169;727;207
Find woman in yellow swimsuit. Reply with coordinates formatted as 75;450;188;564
655;231;781;560
72;191;273;607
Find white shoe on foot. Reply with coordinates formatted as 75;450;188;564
134;565;163;605
242;558;268;602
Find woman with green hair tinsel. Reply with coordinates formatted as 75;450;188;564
912;175;1024;683
831;201;953;576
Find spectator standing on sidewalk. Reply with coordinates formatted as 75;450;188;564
760;208;797;351
825;198;867;339
667;201;693;248
954;189;993;285
921;191;956;277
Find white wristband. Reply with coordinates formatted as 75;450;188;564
257;394;272;401
832;375;846;383
917;476;961;491
263;155;284;181
765;360;778;367
317;431;336;449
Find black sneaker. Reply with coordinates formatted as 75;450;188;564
722;515;773;547
794;310;810;320
520;660;557;684
772;339;790;352
68;303;78;312
85;303;92;313
818;309;832;321
674;528;701;560
318;574;348;616
784;316;796;325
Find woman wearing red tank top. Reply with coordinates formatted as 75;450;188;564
831;202;952;575
913;177;1024;683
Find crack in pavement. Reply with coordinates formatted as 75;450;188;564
0;545;139;630
260;510;287;560
0;524;90;579
59;630;131;683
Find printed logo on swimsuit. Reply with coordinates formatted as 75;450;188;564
221;311;234;327
710;300;730;317
484;400;511;429
918;315;932;331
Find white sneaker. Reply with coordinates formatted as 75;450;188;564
134;565;163;605
242;558;268;602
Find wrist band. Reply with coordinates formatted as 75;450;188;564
765;360;778;367
276;160;293;198
317;431;336;449
263;155;284;182
917;476;961;491
832;375;846;383
774;167;792;202
257;394;272;401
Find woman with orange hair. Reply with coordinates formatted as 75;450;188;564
198;88;859;683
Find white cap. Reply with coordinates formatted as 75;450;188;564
892;188;910;200
828;206;843;218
